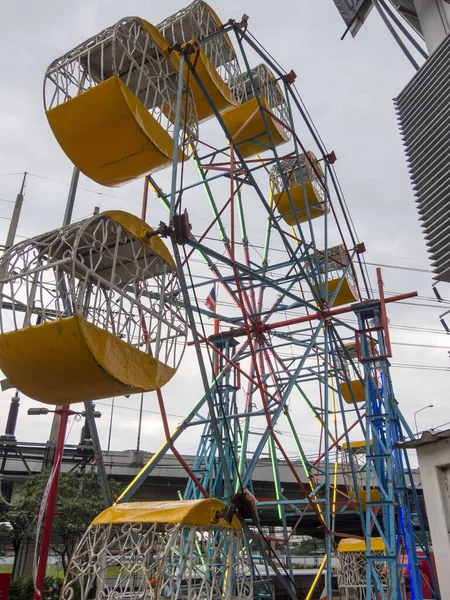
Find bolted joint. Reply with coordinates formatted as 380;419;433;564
325;151;337;165
283;70;297;85
145;211;192;245
171;209;192;245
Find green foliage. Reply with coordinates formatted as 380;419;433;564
2;471;123;573
291;537;325;555
8;576;62;600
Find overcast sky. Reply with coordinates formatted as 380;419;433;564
0;0;448;461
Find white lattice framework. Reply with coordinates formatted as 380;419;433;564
0;213;187;371
338;549;389;600
269;153;324;195
157;0;245;103
238;64;291;134
44;17;198;151
341;444;368;499
315;244;358;297
336;341;363;384
62;521;253;600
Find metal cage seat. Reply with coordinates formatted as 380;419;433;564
0;211;187;405
158;1;243;122
61;499;253;600
341;441;380;510
222;64;290;158
337;342;365;404
269;152;329;225
337;538;388;600
311;244;358;308
44;17;198;187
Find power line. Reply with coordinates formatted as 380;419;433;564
391;363;450;372
363;262;431;274
392;341;449;350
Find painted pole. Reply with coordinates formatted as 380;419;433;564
5;172;27;249
33;405;70;600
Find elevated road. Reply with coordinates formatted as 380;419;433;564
0;438;424;536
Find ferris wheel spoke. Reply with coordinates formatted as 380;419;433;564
239;323;323;487
266;342;337;445
191;240;319;313
147;174;248;313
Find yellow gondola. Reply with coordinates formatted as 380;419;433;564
44;18;198;187
314;244;359;308
158;0;243;122
341;440;381;509
337;342;365;404
270;153;329;225
222;64;290;158
337;538;388;600
0;211;187;405
61;499;253;600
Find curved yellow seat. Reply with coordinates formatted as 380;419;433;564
340;379;365;404
348;490;381;510
313;276;358;308
46;75;186;187
0;315;176;405
222;96;289;159
173;49;238;122
274;182;327;225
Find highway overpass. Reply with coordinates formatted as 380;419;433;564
0;437;425;537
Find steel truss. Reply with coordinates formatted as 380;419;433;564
110;15;437;600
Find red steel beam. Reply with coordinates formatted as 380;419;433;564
262;291;418;333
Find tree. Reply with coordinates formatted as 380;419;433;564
3;470;123;574
291;536;325;556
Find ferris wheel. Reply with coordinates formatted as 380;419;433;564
0;2;440;600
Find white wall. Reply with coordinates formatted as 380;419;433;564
414;0;450;54
416;436;450;597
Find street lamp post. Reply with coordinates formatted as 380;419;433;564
414;404;434;436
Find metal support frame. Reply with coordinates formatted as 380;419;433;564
111;21;434;599
356;269;439;600
10;13;434;600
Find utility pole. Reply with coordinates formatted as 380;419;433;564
47;167;80;448
5;172;27;249
0;173;27;394
35;165;112;599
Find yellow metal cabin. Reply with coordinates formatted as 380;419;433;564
222;63;290;158
270;152;329;225
44;18;198;187
0;211;187;405
337;537;388;600
62;499;253;600
337;341;365;404
341;440;381;509
158;0;243;122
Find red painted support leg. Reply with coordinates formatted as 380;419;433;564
33;405;69;600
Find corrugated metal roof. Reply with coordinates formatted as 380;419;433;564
394;34;450;282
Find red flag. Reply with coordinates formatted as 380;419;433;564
205;285;216;312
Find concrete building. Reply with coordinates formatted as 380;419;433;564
399;429;450;598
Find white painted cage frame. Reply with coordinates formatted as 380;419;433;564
44;17;199;152
0;213;187;372
269;153;327;203
338;548;388;600
62;521;254;600
157;0;245;103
